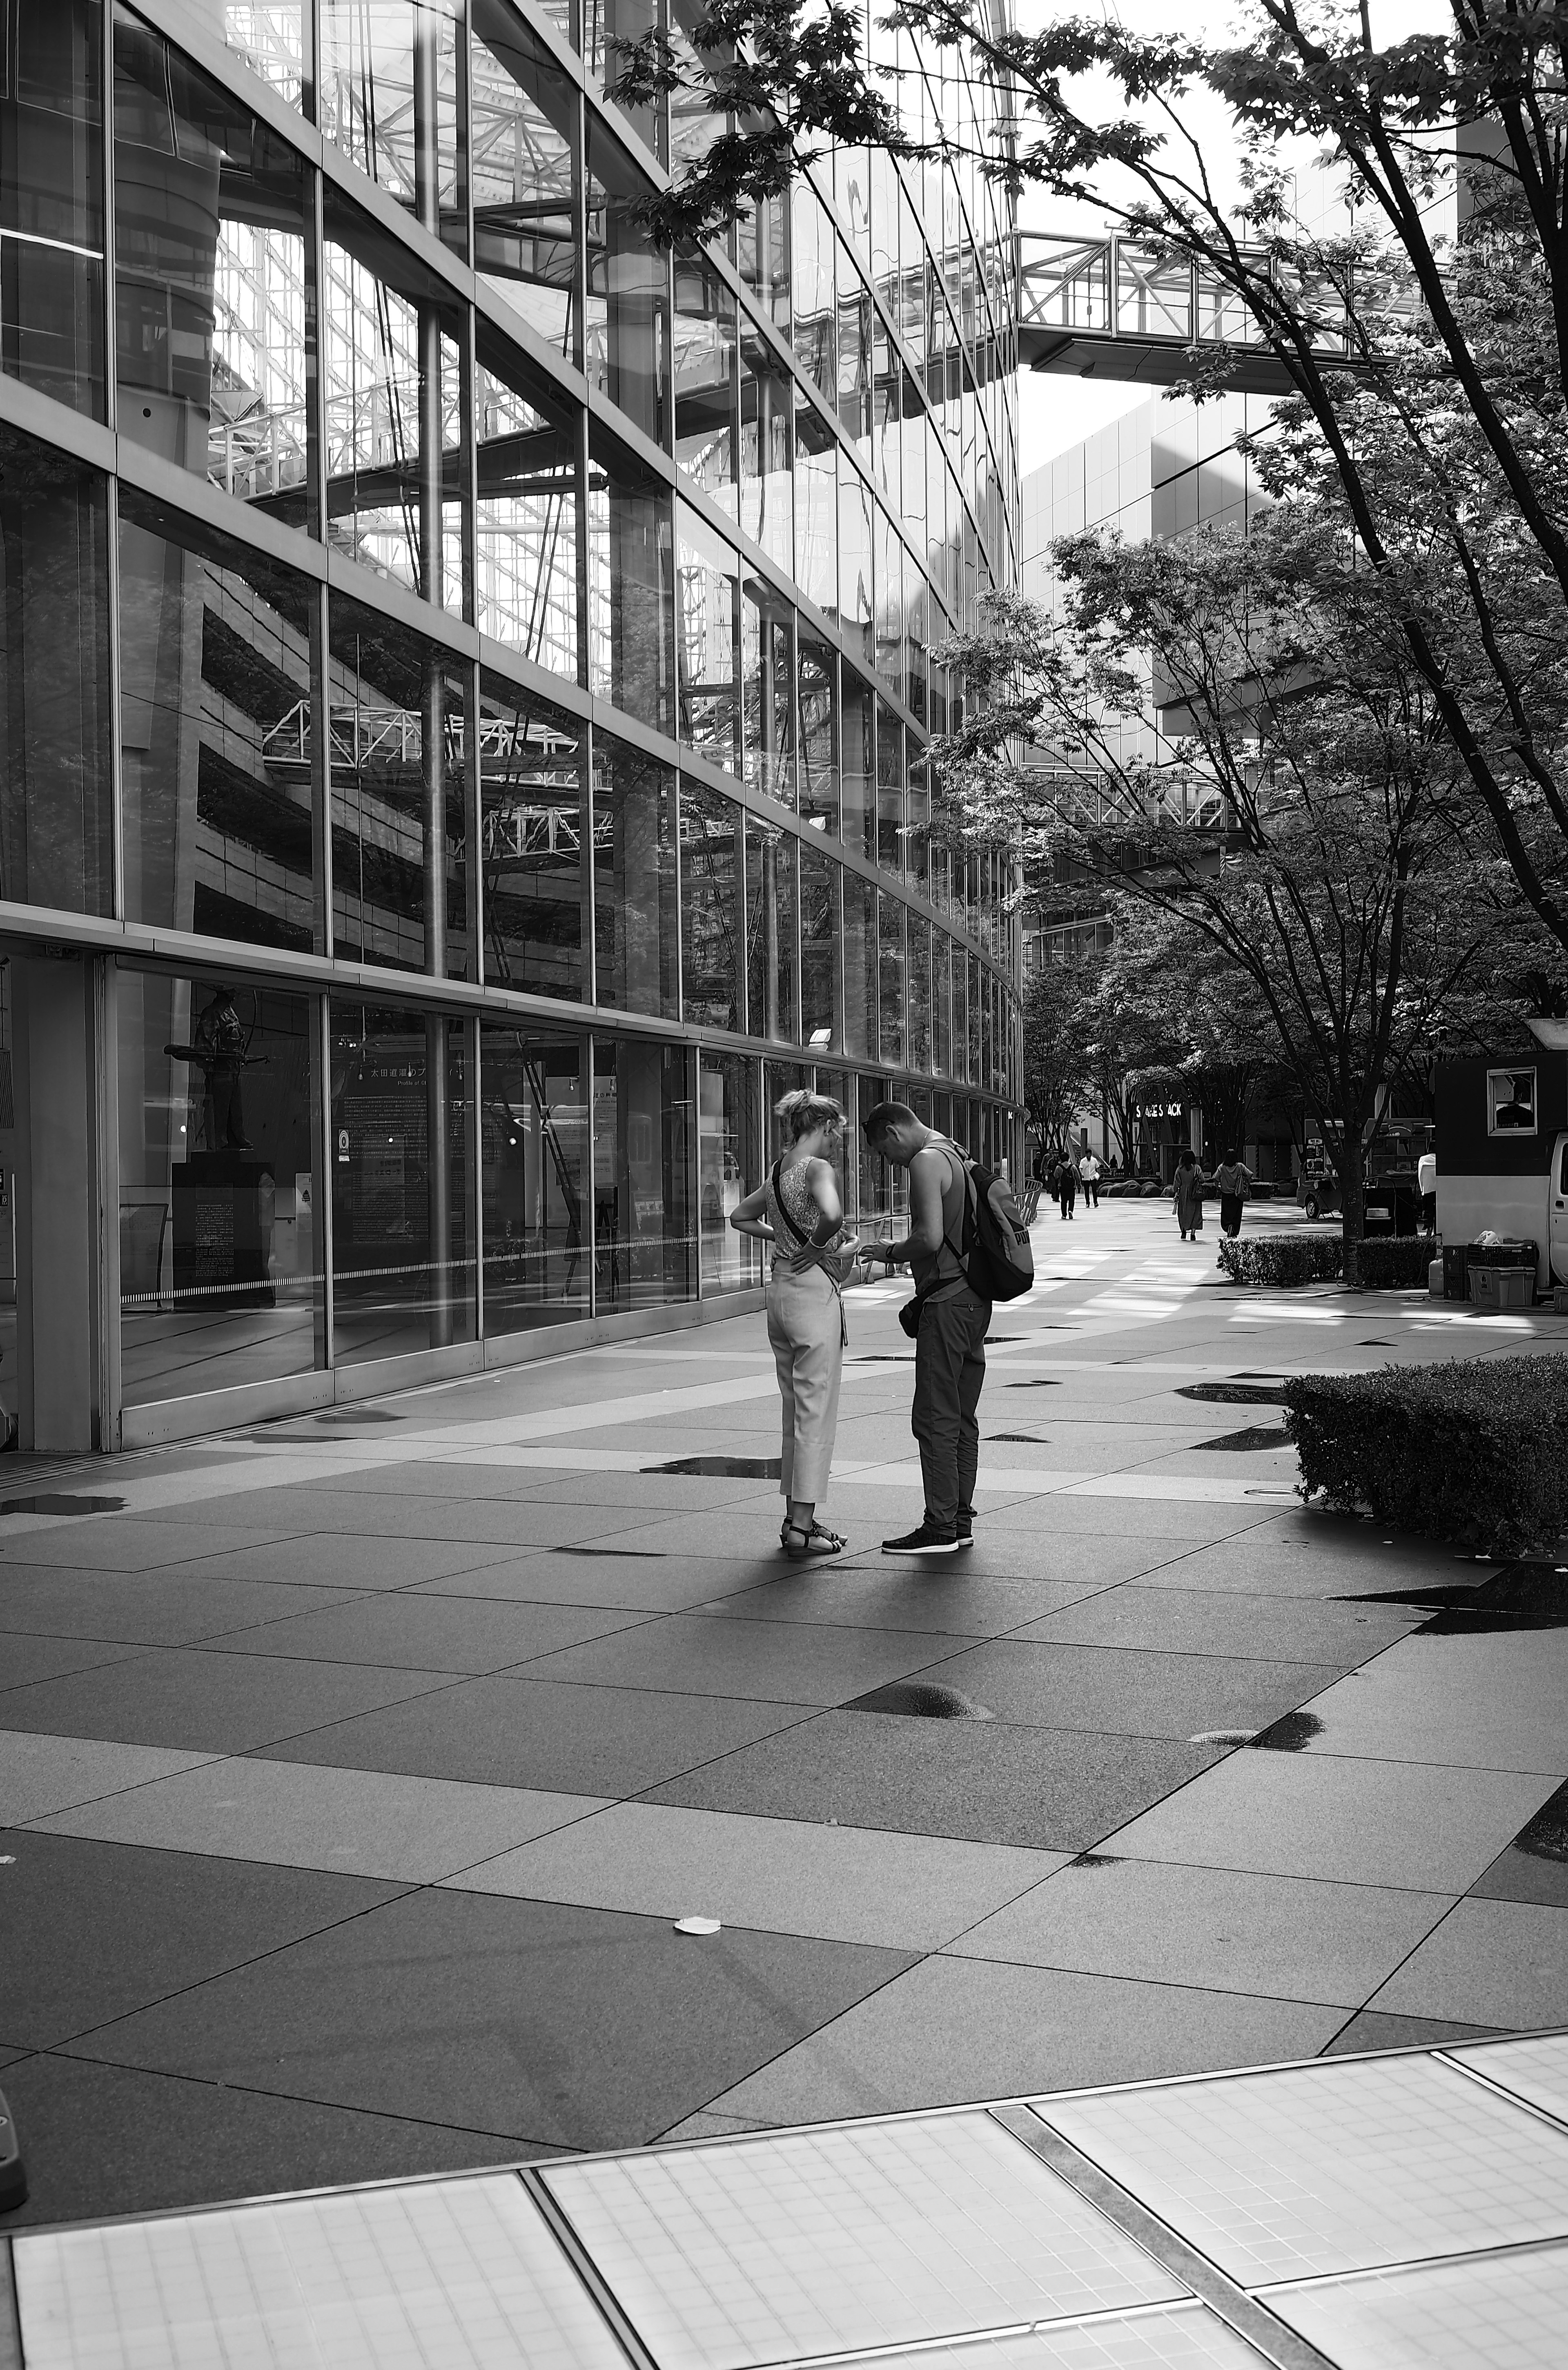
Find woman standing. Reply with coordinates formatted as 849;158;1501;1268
731;1091;857;1557
1172;1144;1205;1242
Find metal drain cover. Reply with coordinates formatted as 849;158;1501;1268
847;1680;993;1720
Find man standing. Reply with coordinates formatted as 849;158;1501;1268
861;1103;989;1556
1079;1145;1100;1209
1215;1147;1253;1239
1057;1150;1077;1221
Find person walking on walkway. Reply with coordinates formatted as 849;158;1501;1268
1057;1149;1078;1221
861;1102;989;1557
731;1090;857;1557
1079;1147;1100;1209
1172;1144;1205;1242
1215;1148;1253;1240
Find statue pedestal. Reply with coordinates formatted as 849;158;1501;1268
172;1156;276;1310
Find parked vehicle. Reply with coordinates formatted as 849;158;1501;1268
1296;1123;1430;1232
1433;1054;1568;1292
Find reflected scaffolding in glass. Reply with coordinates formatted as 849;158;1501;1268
679;778;742;1034
676;499;739;776
588;422;673;734
330;1000;475;1363
739;322;792;570
742;570;793;808
593;1036;696;1311
2;0;105;419
592;731;677;1018
154;0;309;104
474;327;579;676
793;394;836;620
586;123;668;446
478;675;585;1003
698;1049;762;1293
799;839;839;1054
746;817;796;1045
674;245;735;514
841;663;874;864
472;0;578;359
319;0;464;256
480;1021;588;1330
797;632;837;835
118;969;323;1408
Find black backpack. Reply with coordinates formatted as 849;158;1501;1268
946;1152;1036;1303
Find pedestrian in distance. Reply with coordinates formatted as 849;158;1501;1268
730;1090;858;1557
1215;1147;1252;1240
1079;1146;1100;1208
860;1103;993;1555
1057;1149;1078;1221
1172;1144;1205;1241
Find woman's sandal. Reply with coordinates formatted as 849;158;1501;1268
780;1521;845;1559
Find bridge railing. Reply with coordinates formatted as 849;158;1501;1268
1018;233;1388;361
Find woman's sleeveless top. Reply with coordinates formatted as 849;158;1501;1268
765;1158;846;1272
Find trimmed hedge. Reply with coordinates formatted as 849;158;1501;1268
1217;1232;1434;1289
1284;1354;1568;1552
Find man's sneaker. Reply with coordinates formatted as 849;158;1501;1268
954;1514;975;1550
882;1524;964;1555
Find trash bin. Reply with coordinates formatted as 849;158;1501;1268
1443;1240;1537;1301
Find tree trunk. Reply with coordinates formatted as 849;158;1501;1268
1341;1159;1365;1289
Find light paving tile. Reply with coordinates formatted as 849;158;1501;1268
1266;2241;1568;2370
443;1801;1066;1949
27;1755;609;1883
1366;1897;1568;2028
1453;2030;1568;2128
0;1729;220;1826
14;2172;623;2370
545;2113;1184;2370
1040;2052;1568;2288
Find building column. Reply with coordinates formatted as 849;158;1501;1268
12;950;111;1452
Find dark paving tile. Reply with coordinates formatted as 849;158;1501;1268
523;1612;974;1707
0;2053;540;2229
65;1889;915;2152
925;1640;1331;1742
641;1710;1227;1853
202;1594;652;1673
697;1568;1107;1637
862;1532;1202;1587
153;1534;536;1591
216;1497;659;1550
517;1473;773;1510
0;2044;33;2071
0;1519;310;1573
0;1648;456;1754
0;1568;363;1646
408;1551;766;1614
1469;1781;1568;1908
0;1831;404;2050
0;1633;140;1690
1322;2008;1510;2057
259;1674;819;1796
1013;1584;1420;1666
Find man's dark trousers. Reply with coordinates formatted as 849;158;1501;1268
913;1285;991;1536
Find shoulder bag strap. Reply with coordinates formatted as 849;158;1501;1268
770;1159;813;1250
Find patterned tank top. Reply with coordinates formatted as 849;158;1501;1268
765;1157;847;1272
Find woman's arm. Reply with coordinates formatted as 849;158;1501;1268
729;1182;774;1242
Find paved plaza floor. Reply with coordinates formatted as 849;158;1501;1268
2;1197;1566;2356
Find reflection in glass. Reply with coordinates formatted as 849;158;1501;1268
676;501;738;775
698;1050;762;1292
879;890;905;1067
119;970;323;1407
594;1036;695;1310
328;596;470;976
674;247;735;511
679;780;742;1034
876;700;904;873
793;395;836;619
480;1022;588;1329
739;324;792;569
951;941;968;1081
799;841;839;1052
838;467;873;660
588;423;672;733
475;329;579;676
331;1000;475;1362
738;187;788;330
842;867;873;1060
790;182;833;402
797;633;837;834
592;733;677;1017
478;677;585;1002
2;0;105;417
835;243;869;444
742;572;792;807
472;0;578;357
907;913;931;1072
118;489;318;950
746;818;796;1045
324;189;463;603
932;929;951;1074
154;0;308;103
114;9;311;522
587;0;664;162
0;425;112;915
875;510;906;702
320;0;464;255
586;124;668;445
841;664;874;863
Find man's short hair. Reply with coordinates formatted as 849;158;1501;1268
862;1100;919;1142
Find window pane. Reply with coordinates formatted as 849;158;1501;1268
842;866;874;1062
0;424;112;915
586;123;668;445
114;8;312;525
737;187;788;332
797;632;837;836
932;929;951;1076
592;732;677;1017
119;488;318;951
838;466;873;661
588;421;673;733
593;1036;695;1310
475;327;580;676
879;892;905;1067
799;841;839;1054
676;499;738;775
835;241;869;444
876;700;904;873
698;1049;762;1294
746;818;796;1044
478;676;585;1002
793;393;836;619
875;510;906;702
330;1000;475;1362
790;182;833;402
320;0;465;256
951;942;968;1081
587;0;664;163
841;662;874;864
739;323;792;569
2;0;105;418
742;572;793;808
118;970;323;1407
907;913;931;1073
153;0;308;102
679;778;742;1034
674;245;735;513
329;596;470;976
472;0;578;358
480;1021;588;1330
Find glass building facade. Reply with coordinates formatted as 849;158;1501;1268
0;0;1021;1446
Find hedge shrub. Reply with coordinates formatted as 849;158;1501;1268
1217;1232;1434;1289
1284;1354;1568;1552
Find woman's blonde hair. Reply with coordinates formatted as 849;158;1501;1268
775;1088;846;1144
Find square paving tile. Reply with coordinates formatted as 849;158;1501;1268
200;1593;651;1673
0;1568;364;1644
208;1495;662;1550
1013;1585;1419;1666
699;1569;1107;1637
0;1634;140;1691
520;1613;974;1706
1101;1750;1559;1892
64;1889;913;2151
921;1640;1329;1742
29;1754;609;1882
953;1857;1454;2006
1367;1896;1568;2027
446;1801;1067;1949
0;2055;535;2229
1298;1632;1568;1776
406;1552;764;1613
0;1518;307;1573
154;1533;539;1592
1323;2009;1506;2056
0;1731;219;1825
0;1830;404;2049
701;1955;1343;2127
641;1711;1224;1853
0;1647;457;1756
256;1675;819;1796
